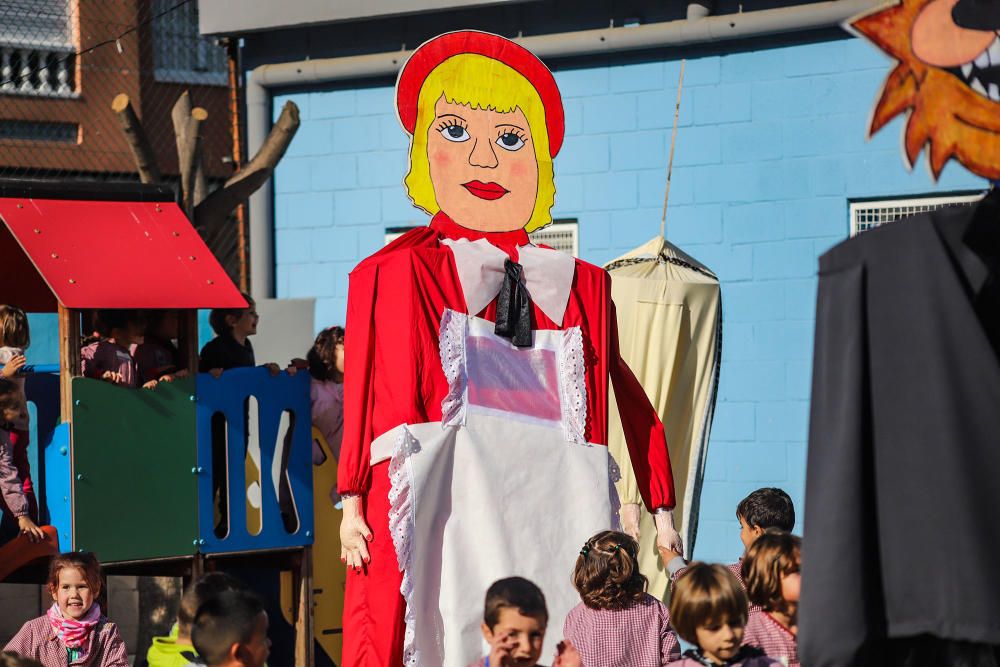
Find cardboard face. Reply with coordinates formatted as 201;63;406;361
851;0;1000;180
396;31;564;233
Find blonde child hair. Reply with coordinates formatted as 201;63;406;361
403;52;556;233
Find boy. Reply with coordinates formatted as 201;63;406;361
470;577;549;667
147;572;243;667
191;590;270;667
664;488;795;602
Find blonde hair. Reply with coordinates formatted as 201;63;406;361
403;53;556;233
669;562;749;644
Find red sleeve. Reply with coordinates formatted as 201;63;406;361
337;262;379;496
609;299;676;512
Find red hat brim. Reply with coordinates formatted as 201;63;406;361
395;30;565;158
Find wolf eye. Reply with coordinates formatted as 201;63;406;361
439;124;470;142
496;131;525;151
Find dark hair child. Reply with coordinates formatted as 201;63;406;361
468;577;548;667
82;309;156;389
191;589;270;667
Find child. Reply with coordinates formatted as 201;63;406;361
666;488;795;612
306;326;345;464
190;589;270;667
147;572;243;667
134;310;188;385
667;563;781;667
0;306;36;524
0;378;44;543
199;294;283;377
741;530;801;667
3;551;129;666
469;577;548;667
81;310;157;389
0;653;44;667
564;530;681;666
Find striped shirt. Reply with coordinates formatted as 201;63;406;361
564;593;681;666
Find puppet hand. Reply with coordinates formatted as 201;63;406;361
340;495;372;569
620;503;642;541
654;509;684;560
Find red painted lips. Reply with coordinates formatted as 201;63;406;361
462;180;509;200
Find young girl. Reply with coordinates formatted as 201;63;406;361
133;310;188;385
564;530;681;666
81;310;157;389
0;378;44;543
667;563;781;667
306;326;345;465
0;305;36;524
4;551;129;666
741;530;802;667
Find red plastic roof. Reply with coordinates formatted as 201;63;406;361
0;197;247;311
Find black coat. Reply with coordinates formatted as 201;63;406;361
800;189;1000;667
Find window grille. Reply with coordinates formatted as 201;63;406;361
850;194;983;236
0;120;78;142
529;220;579;257
385;227;415;245
0;0;77;97
152;0;227;86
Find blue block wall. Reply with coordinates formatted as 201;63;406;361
272;36;985;562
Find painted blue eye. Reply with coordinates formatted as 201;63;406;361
496;132;525;151
440;124;470;142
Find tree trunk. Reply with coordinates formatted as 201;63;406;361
112;93;161;184
134;576;182;667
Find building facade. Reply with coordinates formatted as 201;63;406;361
204;0;986;562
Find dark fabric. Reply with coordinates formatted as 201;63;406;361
800;190;1000;667
198;335;255;372
951;0;1000;30
494;258;533;347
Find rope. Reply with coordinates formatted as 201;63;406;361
660;59;686;238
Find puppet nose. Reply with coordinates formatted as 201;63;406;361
468;138;499;168
953;0;1000;30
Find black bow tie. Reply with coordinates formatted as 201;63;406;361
494;259;533;347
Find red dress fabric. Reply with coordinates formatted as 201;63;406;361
338;212;676;665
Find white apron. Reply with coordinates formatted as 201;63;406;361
370;309;620;666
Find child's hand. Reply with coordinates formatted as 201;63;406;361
17;516;46;543
264;362;281;376
209;368;224;379
488;631;517;667
1;354;26;378
289;357;309;369
142;379;158;390
174;369;189;378
553;640;584;667
101;370;125;384
286;365;298;376
158;374;175;383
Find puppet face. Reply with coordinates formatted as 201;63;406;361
427;95;540;233
853;0;1000;179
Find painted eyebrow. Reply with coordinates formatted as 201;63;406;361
436;113;467;121
495;123;526;131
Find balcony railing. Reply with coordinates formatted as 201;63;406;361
0;44;76;97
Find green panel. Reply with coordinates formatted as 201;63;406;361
72;376;198;562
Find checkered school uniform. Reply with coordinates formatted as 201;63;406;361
563;593;681;666
742;611;798;667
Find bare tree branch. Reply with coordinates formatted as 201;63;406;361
178;107;208;216
112;93;161;184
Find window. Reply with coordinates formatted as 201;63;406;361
385;226;416;245
529;220;578;257
152;0;227;86
0;0;77;97
850;194;983;236
0;120;78;142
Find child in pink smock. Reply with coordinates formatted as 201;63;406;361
742;530;802;667
0;378;44;543
0;305;37;524
81;310;156;389
306;326;345;464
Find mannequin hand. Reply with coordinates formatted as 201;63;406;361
654;509;684;563
340;495;373;570
620;503;641;541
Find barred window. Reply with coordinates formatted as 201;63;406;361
850;194;983;235
0;0;76;97
152;0;227;86
0;0;74;50
529;220;579;257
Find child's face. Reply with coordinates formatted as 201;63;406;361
695;618;744;664
51;567;96;620
781;562;801;603
738;516;763;551
334;343;345;375
2;403;21;423
481;607;546;667
236;611;271;667
229;308;259;338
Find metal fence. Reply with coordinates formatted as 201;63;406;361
0;0;244;285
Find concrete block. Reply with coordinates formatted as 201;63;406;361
564;99;585;136
559;134;610;174
786;359;813;401
310;89;357;119
608;207;662;249
332;116;380;154
691;516;738;562
753;240;818;280
311;154;357;191
311;227;359;262
288;262;337;298
610;61;665;93
721;47;788;83
275;229;311;264
315;297;348;330
579;211;612;251
693;84;751;125
334;189;381;225
357;151;408;188
801;156;848;196
673;125;722;167
583;95;638;134
381;187;422;225
810;71;884;116
720;360;785;401
636;89;694;130
753;320;814;362
284;191;333;229
355;86;393;116
274;157;312;194
721;121;783;163
639;169;692;208
752;78;813;121
667;204;723;245
711;401;755;441
785;278;818;320
276;263;290;297
275;93;308;121
553;66;610;98
553;173;584;212
724;202;784;244
784;197;849;239
333;261;354;298
683;243;753;282
356;223;389;258
700;481;746;521
583;171;638;210
724;281;785;323
726;441;788;482
684;57;722;86
285;120;332;157
721;322;754;362
611;130;669;170
783;39;847;77
781;114;868;159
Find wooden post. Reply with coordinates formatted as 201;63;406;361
57;304;80;423
179;310;200;375
294;546;314;667
111;93;162;184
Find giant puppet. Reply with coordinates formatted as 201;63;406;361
336;31;682;666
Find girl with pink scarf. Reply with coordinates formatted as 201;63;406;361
4;552;128;666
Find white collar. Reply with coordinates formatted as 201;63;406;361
441;237;576;326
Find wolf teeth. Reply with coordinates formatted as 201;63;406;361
962;63;974;78
990;83;1000;102
990;37;1000;66
975;51;990;69
971;77;988;97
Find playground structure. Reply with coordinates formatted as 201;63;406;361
0;180;326;666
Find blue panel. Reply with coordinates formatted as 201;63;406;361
196;368;314;554
25;371;61;526
43;423;72;551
